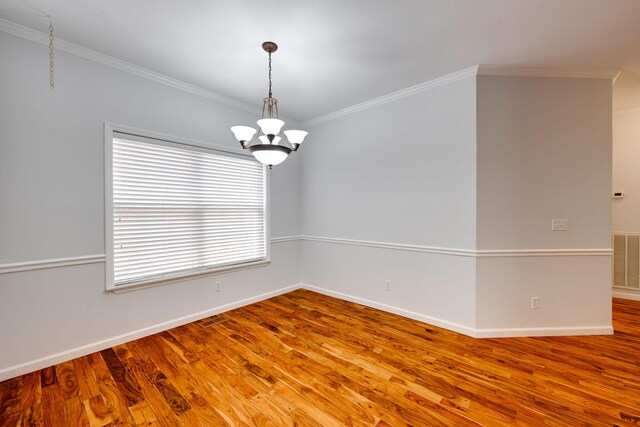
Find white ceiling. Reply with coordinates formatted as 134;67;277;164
2;0;640;122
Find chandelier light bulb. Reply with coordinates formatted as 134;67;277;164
283;130;308;145
257;118;285;136
251;149;288;166
230;126;257;143
248;144;291;167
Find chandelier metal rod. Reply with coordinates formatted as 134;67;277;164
268;50;272;99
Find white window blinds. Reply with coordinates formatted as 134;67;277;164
110;133;266;287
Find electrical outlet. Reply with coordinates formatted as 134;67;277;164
531;297;539;309
385;280;391;291
215;281;222;292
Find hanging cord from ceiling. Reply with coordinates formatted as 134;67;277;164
10;1;55;88
48;18;54;89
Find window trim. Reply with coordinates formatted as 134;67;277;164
104;123;270;293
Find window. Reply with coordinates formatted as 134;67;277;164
105;128;267;290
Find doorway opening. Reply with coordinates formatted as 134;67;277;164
612;70;640;300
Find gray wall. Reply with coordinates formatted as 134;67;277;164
476;76;612;250
301;76;477;249
300;76;479;331
300;73;613;336
0;28;617;378
475;76;612;332
0;32;301;379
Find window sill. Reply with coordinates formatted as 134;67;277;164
106;259;270;294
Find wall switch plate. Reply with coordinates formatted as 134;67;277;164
215;281;222;292
531;297;540;309
385;280;391;291
552;219;569;231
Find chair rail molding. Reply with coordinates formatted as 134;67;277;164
0;255;106;274
300;235;612;257
0;237;299;275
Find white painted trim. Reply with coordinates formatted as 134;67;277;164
477;65;620;80
0;237;296;275
613;288;640;301
271;236;302;243
104;123;115;289
107;123;252;158
1;235;606;275
0;255;106;274
109;260;272;294
301;65;621;127
301;235;477;257
0;235;607;274
612;71;622;86
0;18;296;123
300;235;612;257
302;284;613;338
0;18;620;127
473;248;612;257
301;66;479;127
300;284;476;337
0;281;616;380
103;123;272;292
473;325;613;338
0;284;302;382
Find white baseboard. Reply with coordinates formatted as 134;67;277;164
300;283;477;337
473;325;613;338
613;289;640;301
300;283;613;339
1;282;616;381
0;284;301;382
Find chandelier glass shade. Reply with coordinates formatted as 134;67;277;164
230;41;308;168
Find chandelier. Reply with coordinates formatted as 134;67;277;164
231;42;308;168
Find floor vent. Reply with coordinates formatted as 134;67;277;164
196;315;229;328
613;233;640;289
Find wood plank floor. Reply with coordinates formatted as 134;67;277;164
1;290;640;426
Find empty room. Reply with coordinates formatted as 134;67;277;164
1;0;640;425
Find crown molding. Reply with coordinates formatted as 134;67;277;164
2;17;622;129
612;71;622;86
302;64;621;127
301;66;480;127
477;65;620;80
0;18;270;118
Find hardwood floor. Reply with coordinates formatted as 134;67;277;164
1;290;640;426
